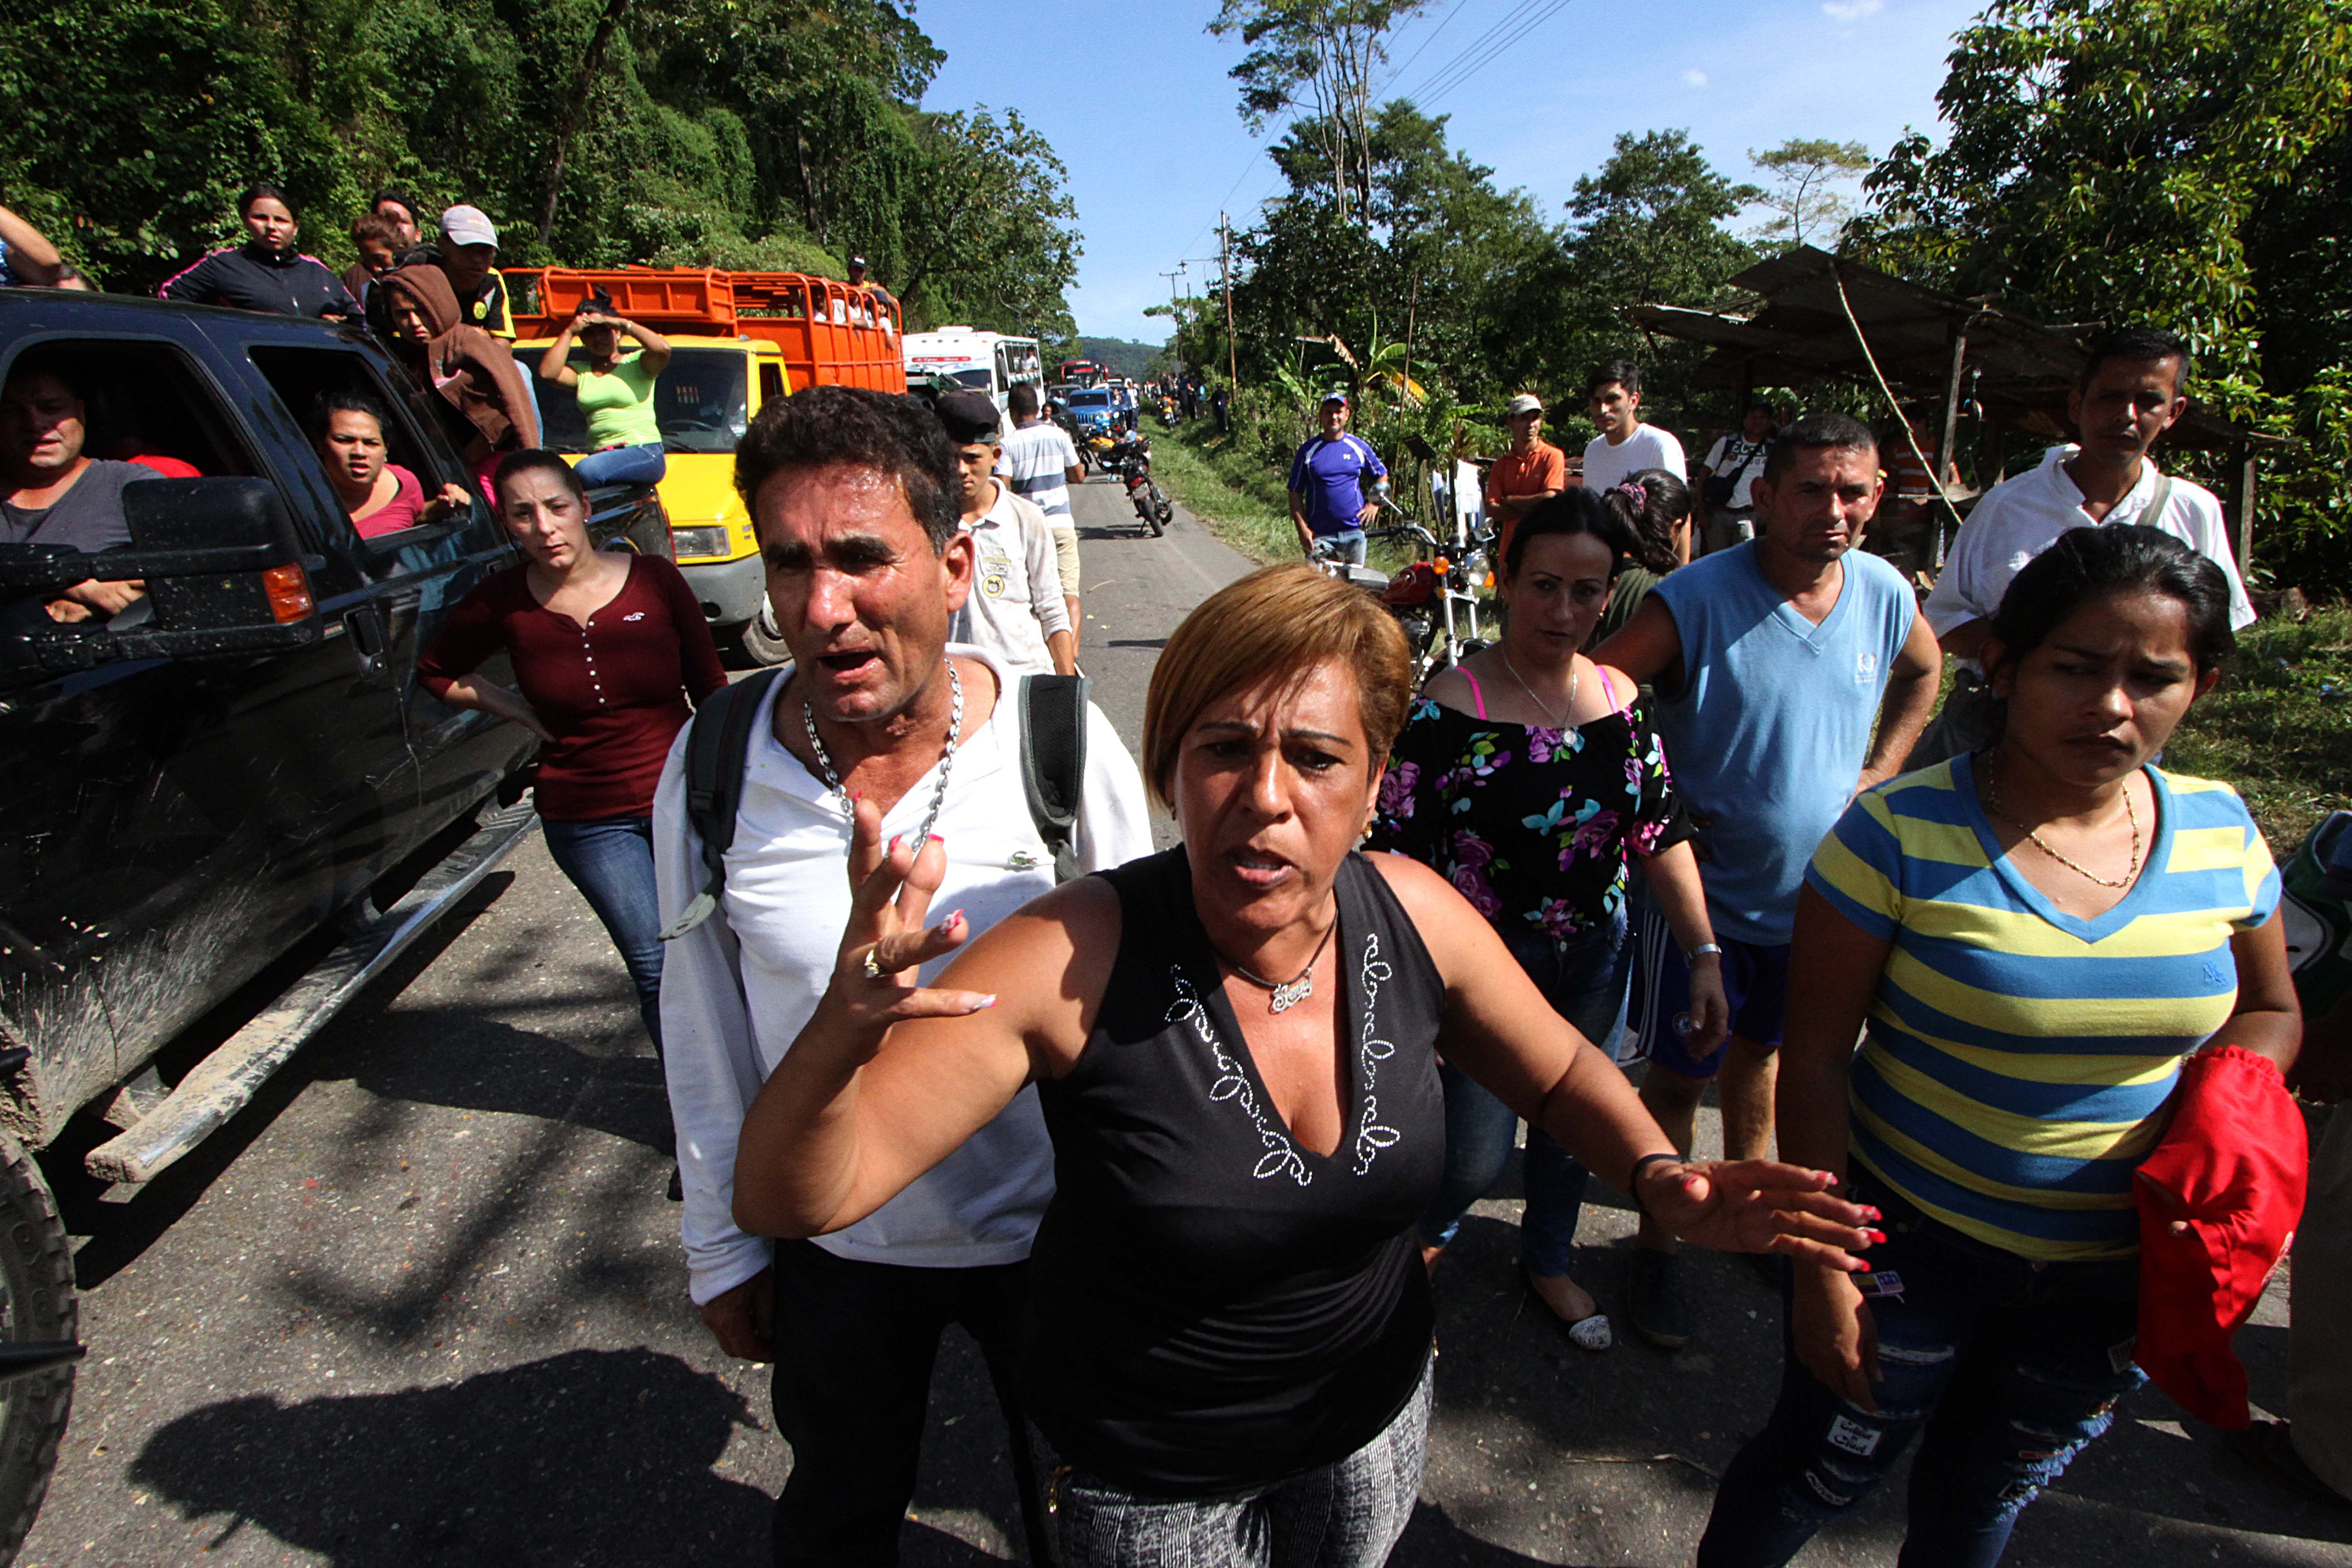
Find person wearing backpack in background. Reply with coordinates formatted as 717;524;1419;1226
1699;401;1776;555
652;385;1151;1568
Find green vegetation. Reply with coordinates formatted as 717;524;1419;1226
1068;337;1166;381
1852;0;2352;597
1182;0;2352;598
0;0;1080;336
1149;420;1299;564
2167;611;2352;853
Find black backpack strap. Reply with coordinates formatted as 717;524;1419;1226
1019;673;1089;883
658;666;784;940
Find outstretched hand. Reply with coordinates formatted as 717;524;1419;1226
1638;1159;1882;1273
820;797;992;1045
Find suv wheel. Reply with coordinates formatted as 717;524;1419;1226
0;1136;74;1563
735;598;791;666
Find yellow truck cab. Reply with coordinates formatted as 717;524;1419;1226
507;267;906;662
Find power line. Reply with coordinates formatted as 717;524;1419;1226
1405;0;1579;109
1377;0;1475;93
1396;0;1552;102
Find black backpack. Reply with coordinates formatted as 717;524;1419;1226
658;669;1091;940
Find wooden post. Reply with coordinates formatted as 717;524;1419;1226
1935;326;1971;568
2236;441;2258;576
1220;212;1239;392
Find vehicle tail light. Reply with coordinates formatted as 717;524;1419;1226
263;564;314;623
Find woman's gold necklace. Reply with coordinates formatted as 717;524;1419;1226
1984;767;2142;889
1500;649;1578;730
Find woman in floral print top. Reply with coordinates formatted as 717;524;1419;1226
1368;488;1727;1349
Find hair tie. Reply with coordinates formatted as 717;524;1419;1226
1614;479;1648;509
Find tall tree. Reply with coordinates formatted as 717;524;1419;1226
1209;0;1429;223
1748;137;1871;250
1851;0;2352;584
893;108;1082;338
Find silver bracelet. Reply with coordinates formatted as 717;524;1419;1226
1685;942;1725;962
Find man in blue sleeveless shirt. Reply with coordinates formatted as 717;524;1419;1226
1596;412;1939;1349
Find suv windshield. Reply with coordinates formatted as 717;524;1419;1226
533;347;750;456
1068;390;1112;410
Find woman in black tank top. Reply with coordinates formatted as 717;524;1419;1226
736;566;1878;1568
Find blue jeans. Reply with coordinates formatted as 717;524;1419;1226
1416;916;1631;1276
539;814;665;1054
1697;1170;2145;1568
1312;529;1367;565
574;441;667;487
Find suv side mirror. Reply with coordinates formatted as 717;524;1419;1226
0;476;323;680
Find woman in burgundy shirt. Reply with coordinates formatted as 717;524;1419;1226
419;450;726;1054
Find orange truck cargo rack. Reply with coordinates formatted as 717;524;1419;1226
505;267;907;394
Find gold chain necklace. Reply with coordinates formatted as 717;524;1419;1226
1983;766;2142;889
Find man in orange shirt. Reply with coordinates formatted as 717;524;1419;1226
1485;392;1566;562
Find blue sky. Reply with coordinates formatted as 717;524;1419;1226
917;0;1982;343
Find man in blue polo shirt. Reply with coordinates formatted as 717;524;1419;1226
1287;391;1387;563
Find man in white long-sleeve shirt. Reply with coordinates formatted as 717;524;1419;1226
655;385;1151;1566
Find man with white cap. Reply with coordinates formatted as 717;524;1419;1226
1285;389;1387;564
432;205;515;339
1485;391;1567;563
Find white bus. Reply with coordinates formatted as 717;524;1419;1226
902;327;1044;418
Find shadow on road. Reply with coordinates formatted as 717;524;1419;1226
1427;1193;2352;1565
127;1348;767;1563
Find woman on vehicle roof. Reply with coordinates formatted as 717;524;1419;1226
157;184;357;320
536;299;671;489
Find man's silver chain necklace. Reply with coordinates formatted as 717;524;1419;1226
804;659;963;851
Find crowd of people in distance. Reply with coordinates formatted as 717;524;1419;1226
9;177;2352;1568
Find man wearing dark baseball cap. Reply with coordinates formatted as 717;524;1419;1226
846;254;895;306
936;390;1074;676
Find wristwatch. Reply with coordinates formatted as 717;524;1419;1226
1685;942;1725;963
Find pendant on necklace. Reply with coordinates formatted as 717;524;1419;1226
1268;973;1313;1013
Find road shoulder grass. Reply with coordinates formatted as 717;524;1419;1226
1149;419;1297;564
2167;607;2352;853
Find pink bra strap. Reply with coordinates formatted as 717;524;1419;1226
1597;665;1622;714
1461;667;1488;720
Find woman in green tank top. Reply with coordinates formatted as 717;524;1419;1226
537;303;671;486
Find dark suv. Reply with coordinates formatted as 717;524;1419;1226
0;289;666;1555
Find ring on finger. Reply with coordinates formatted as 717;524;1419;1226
861;947;886;982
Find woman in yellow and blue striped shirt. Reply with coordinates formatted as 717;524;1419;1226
1699;525;2302;1568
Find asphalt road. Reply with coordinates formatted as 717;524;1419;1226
19;475;2352;1566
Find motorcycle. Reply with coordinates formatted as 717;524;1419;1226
1310;484;1493;679
1087;430;1172;536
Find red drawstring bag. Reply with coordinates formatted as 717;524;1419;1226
2134;1044;2309;1429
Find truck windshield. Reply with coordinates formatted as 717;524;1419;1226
533;347;750;456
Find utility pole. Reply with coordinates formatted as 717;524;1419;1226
1220;211;1238;391
1159;265;1186;376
